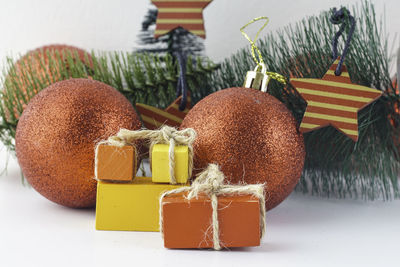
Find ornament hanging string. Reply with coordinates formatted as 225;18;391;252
240;17;286;85
175;51;188;111
396;47;400;88
330;7;356;75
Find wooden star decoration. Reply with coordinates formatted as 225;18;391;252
152;0;212;39
291;58;382;141
135;94;191;130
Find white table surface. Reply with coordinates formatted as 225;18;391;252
0;146;399;267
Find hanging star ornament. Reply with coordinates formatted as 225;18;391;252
152;0;212;38
291;58;382;141
136;94;191;130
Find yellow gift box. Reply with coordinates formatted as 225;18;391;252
95;177;186;232
151;144;189;184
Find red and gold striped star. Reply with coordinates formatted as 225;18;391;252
152;0;212;38
136;94;191;130
291;58;382;141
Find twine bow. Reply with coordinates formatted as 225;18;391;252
160;164;266;250
102;125;196;184
240;16;286;85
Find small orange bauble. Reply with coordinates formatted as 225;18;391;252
180;87;305;210
3;44;92;120
15;78;141;208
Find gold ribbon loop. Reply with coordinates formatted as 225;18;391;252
240;16;286;85
240;16;269;66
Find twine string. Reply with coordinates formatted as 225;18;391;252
168;138;176;184
101;126;196;184
240;16;286;85
175;51;188;111
159;164;266;250
211;194;220;250
330;7;356;75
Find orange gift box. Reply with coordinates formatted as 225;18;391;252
161;192;263;249
160;164;266;250
95;144;136;182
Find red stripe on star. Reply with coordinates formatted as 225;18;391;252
152;0;212;39
306;105;356;118
152;1;211;8
301;117;359;132
157;13;204;19
155;24;205;30
322;74;353;83
298;93;367;108
293;81;380;99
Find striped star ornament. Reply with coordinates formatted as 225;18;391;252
152;0;212;38
291;58;382;141
136;94;191;130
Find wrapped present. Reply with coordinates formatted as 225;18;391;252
152;144;188;183
97;126;196;184
160;164;266;250
150;127;196;184
96;176;187;231
95;143;136;182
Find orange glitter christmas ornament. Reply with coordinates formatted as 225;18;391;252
15;79;141;208
180;87;305;210
3;44;93;120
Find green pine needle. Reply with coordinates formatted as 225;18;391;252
0;51;219;151
209;0;399;200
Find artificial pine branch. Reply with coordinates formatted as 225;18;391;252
210;0;399;200
0;51;218;152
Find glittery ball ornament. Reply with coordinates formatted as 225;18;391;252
15;78;141;208
180;87;305;210
3;44;92;120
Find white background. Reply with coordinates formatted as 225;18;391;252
1;148;400;267
0;0;399;64
1;0;400;266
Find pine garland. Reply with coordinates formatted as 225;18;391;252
210;0;399;199
0;51;218;151
1;0;398;200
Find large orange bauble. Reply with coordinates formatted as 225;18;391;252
180;87;306;210
15;79;141;208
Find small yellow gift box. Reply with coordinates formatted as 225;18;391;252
151;144;189;184
95;177;186;232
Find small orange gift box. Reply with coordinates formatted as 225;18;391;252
160;164;266;250
95;143;136;182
